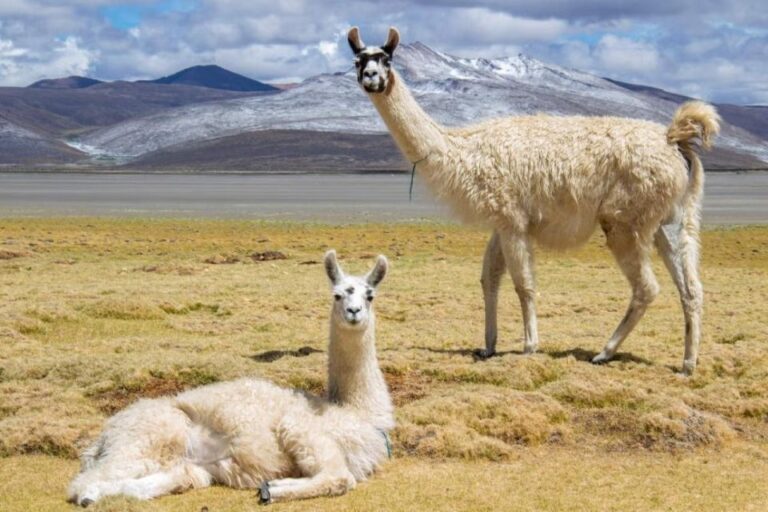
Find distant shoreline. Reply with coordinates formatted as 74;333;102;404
0;168;411;176
0;168;766;176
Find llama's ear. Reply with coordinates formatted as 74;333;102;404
366;255;388;288
324;250;343;285
347;26;365;55
382;27;400;56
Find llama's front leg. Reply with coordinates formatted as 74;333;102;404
477;231;506;358
262;417;355;504
593;225;659;365
498;232;539;354
261;470;356;504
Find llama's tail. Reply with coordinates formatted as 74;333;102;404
666;101;721;233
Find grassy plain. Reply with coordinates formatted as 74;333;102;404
0;218;767;511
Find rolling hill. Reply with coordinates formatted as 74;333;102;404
144;65;278;92
79;42;768;169
28;76;103;89
0;82;269;140
1;44;765;171
0;118;84;164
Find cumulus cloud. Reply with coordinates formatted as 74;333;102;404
0;35;97;86
404;0;728;21
433;8;568;44
0;0;765;103
594;34;659;73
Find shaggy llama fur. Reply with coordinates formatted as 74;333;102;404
68;251;394;505
349;26;720;375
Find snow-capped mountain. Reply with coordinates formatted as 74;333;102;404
78;42;767;164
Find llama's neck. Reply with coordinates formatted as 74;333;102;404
327;313;394;431
368;70;450;162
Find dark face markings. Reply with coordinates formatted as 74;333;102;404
354;48;392;85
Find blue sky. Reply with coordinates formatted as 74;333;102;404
102;1;197;30
0;0;766;104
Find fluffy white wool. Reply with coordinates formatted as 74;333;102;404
355;26;720;375
69;252;393;505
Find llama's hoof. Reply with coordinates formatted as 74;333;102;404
523;345;538;355
80;498;94;508
473;348;495;360
591;352;612;365
679;360;696;376
259;482;271;505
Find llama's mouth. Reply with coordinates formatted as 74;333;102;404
344;316;366;328
361;81;385;94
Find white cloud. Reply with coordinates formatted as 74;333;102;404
682;38;721;56
594;34;659;73
0;38;27;58
435;8;568;45
0;1;764;103
0;35;97;86
559;40;592;70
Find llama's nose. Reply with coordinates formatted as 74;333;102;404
363;69;378;78
346;306;361;315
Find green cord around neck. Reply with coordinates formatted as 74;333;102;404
409;155;429;202
379;429;392;459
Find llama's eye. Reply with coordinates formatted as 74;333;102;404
334;294;342;301
354;59;361;68
367;295;374;302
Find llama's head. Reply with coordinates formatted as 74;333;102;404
347;26;400;94
324;250;387;330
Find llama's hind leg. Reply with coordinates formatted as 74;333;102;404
593;224;659;364
69;458;154;506
477;231;506;358
498;232;539;354
68;398;192;506
108;463;212;501
73;462;212;506
655;221;703;375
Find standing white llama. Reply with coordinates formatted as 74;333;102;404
348;26;720;375
68;251;393;506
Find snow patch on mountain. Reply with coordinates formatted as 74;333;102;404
78;43;767;162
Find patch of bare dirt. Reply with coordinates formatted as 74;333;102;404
203;254;240;264
89;370;219;415
251;346;323;363
250;250;287;262
134;264;199;275
0;250;29;260
383;368;429;406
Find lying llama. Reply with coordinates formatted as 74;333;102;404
348;26;720;375
68;251;393;506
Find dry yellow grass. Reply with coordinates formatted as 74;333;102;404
3;449;768;512
1;218;767;510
